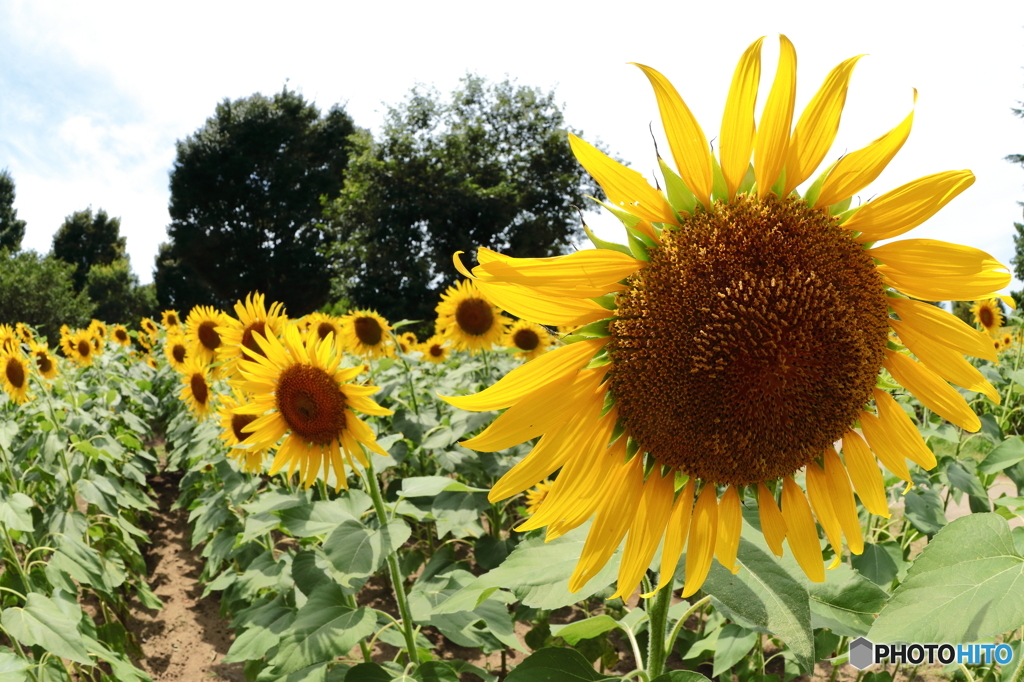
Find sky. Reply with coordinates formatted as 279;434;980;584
1;0;1022;295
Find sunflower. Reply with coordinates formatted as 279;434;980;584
0;349;31;405
15;323;34;345
67;329;97;367
397;331;419;355
185;306;227;365
0;325;18;353
234;326;393;491
303;312;343;346
111;324;132;347
505;319;553;361
161;309;181;329
140;317;159;338
524;479;553;516
58;325;73;357
217;388;267;474
435;279;509;355
340;310;393;359
145;355;159;370
419;335;450;364
1002;332;1014;349
29;343;59;380
164;332;190;372
971;299;1003;337
88;319;108;341
217;292;287;375
179;357;214;419
443;36;1009;600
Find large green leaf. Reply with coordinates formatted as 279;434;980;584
551;615;620;645
946;463;988;499
342;663;392;681
48;536;125;593
400;476;487;497
0;493;34;532
0;648;30;682
712;624;758;677
505;648;616;682
903;487;947;535
869;513;1024;643
278;499;362;538
431;491;488;539
413;661;460;681
980;436;1024;474
322;518;411;585
806;564;889;636
224;596;296;664
851;542;905;587
1;593;92;664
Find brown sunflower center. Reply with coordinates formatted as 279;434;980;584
608;194;890;486
5;358;25;388
198;321;221;351
190;373;209;405
429;344;444;357
77;339;92;357
979;307;994;329
455;298;494;336
167;314;178;326
35;352;52;374
231;413;257;443
172;343;187;364
512;328;540;351
241;321;267;357
115;329;128;342
276;365;347;445
317;322;336;340
353;317;383;346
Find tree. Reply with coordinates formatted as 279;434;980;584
166;87;356;315
85;258;158;324
0;169;26;251
0;249;93;343
51;208;126;292
1008;94;1024;298
322;74;605;325
153;242;227;313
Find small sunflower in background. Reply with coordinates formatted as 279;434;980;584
88;319;108;341
217;292;287;375
179;357;214;419
68;329;97;367
140;317;159;338
29;342;59;380
0;324;16;353
164;332;190;372
524;479;553;516
0;349;31;404
340;310;393;359
1001;331;1014;350
89;332;104;354
185;306;227;366
446;35;1008;599
161;309;181;329
971;299;1003;337
15;323;34;345
397;331;419;355
58;325;74;357
145;355;159;370
234;326;393;491
419;335;449;364
435;279;509;355
216;388;266;474
303;312;343;345
505;319;553;361
111;324;132;347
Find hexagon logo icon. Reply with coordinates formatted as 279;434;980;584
849;637;874;670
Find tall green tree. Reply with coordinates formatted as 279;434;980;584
153;242;227;313
0;169;27;251
165;87;356;315
85;258;157;324
322;75;605;325
0;249;93;342
51;208;126;292
1008;94;1024;297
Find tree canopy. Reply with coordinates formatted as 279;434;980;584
86;258;158;325
0;169;27;251
0;249;93;342
164;87;356;315
322;75;605;324
51;208;126;292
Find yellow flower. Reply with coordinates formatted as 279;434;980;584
418;335;450;364
140;317;159;338
443;36;1008;599
185;306;228;365
217;388;267;473
340;310;393;359
435;279;509;355
111;324;132;347
217;292;288;376
234;326;393;491
397;331;419;355
0;349;31;405
88;319;108;341
29;342;59;380
15;323;34;345
179;357;214;419
303;312;343;346
145;354;158;370
67;329;97;367
164;332;190;372
971;299;1003;336
524;479;553;516
161;309;182;329
0;324;16;353
505;319;553;361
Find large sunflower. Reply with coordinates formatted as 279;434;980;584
1;349;31;405
217;292;287;375
67;329;97;367
443;36;1009;599
435;279;509;355
340;310;393;359
971;299;1003;336
185;306;227;365
234;326;393;491
217;388;267;474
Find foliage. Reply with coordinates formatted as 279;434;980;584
165;87;356;315
152;242;227;313
51;207;127;292
322;75;606;324
0;249;92;342
85;258;157;325
0;169;26;251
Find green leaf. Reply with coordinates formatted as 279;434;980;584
342;663;392;681
400;476;487;497
551;615;620;645
413;661;460;682
806;564;889;637
0;593;92;664
49;536;125;593
978;414;1004;444
323;519;411;585
869;513;1024;643
851;542;904;587
980;437;1024;474
432;491;488;539
947;463;989;499
0;493;34;532
279;499;359;538
225;595;296;664
240;512;282;544
712;624;757;677
903;486;947;535
650;673;712;682
0;649;30;682
505;648;616;681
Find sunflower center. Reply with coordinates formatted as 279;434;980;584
190;373;209;405
353;317;382;346
5;358;25;388
231;413;257;443
429;344;444;357
317;322;335;340
35;352;52;374
276;365;347;445
242;321;267;357
608;194;891;485
455;298;494;336
172;344;186;363
512;328;540;351
77;339;91;357
115;329;128;342
979;307;994;329
198;321;221;351
167;314;178;326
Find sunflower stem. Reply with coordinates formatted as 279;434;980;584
645;574;673;677
363;457;419;668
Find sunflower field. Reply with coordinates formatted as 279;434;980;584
2;34;1024;682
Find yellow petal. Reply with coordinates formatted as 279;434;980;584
814;91;916;208
784;55;863;194
805;462;844;564
891;318;999;403
632;63;714;205
843;170;975;242
859;410;913;481
473;246;638;296
781;477;824;583
682;485;719;598
822;448;864;554
878;267;1011;305
657;479;695;590
757;483;787;557
871;388;938;470
888;296;997;362
869;239;1004;277
714;485;742;574
472;278;610;328
719;37;764;198
840;430;891;518
754;35;797;197
612;470;676;599
883;350;980;432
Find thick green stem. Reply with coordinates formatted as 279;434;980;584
342;591;374;662
363;458;419;667
645;575;673;678
664;594;709;661
0;523;32;595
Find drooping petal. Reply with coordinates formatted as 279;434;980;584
805;462;844;568
869;239;1004;277
871;388;938;470
878;267;1011;303
720;37;764;198
840;430;891;518
822;448;864;554
781;477;825;583
682;485;719;597
859;410;913;481
888;296;997;362
613;470;676;599
714;485;742;574
632;63;714;205
883;350;981;432
754;35;797;197
843;170;975;242
471;278;610;328
473;247;639;295
891;318;1000;403
757;483;787;557
657;479;695;590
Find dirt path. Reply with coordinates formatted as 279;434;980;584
128;471;245;681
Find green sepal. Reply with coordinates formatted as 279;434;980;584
600;389;616;418
590;196;642;229
658;155;697;216
660;464;673;480
769;167;787;198
585;348;612;369
674;472;690;492
886;339;905;352
829;196;853;215
609;418;627;446
834;204;863;225
626;228;651;262
584;223;632;256
591;293;618;311
802;159;839;207
711;154;729;203
625;437;640;463
884;290;909;300
875;374;901;390
642;453;658;481
573;319;611;338
736;163;756;196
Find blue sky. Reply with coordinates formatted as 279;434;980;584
1;0;1022;295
